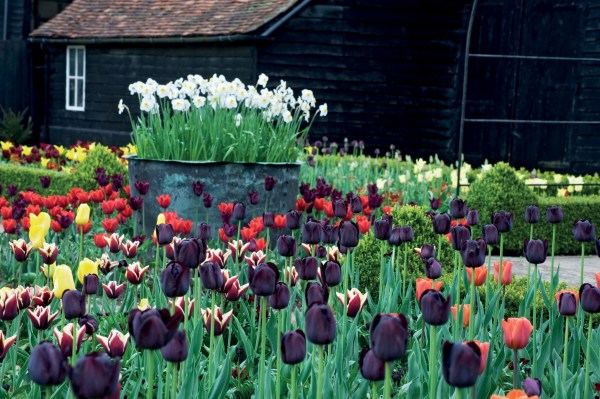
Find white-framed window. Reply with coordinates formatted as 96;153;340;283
65;46;85;111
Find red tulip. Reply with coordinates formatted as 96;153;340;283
502;318;533;350
466;266;487;286
469;340;490;374
451;304;470;328
156;194;171;209
102;218;118;234
494;261;513;286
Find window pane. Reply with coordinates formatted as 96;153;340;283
68;48;76;77
76;78;84;108
77;49;84;78
68;79;76;107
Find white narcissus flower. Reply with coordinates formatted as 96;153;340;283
257;73;268;87
118;99;125;115
319;103;328;116
282;111;292;123
140;96;156;112
225;96;237;109
192;96;206;108
156;85;170;98
171;98;190;112
235;114;242;127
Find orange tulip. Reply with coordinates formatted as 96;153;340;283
555;289;579;305
466;266;487;286
451;304;470;327
490;390;539;399
469;340;490;374
596;272;600;289
493;261;512;285
415;278;443;301
502;317;533;350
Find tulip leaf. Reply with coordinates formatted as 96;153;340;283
233;316;253;367
207;350;233;399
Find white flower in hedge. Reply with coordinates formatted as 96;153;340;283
282;110;292;123
140;96;157;112
192;96;206;108
319;103;328;117
481;163;492;173
553;174;563;184
413;158;427;173
568;175;584;192
258;73;269;87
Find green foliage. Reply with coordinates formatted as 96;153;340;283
72;145;127;191
0;107;33;144
356;205;454;302
467;162;538;254
0;163;74;195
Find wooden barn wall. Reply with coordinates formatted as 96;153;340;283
257;0;472;160
465;0;599;173
42;44;257;146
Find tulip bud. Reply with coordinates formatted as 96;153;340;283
420;290;451;326
83;274;99;295
27;306;59;330
546;206;563;224
54;323;85;358
125;262;150;285
223;275;249;302
466;209;479;226
432;213;451;235
450;198;468;219
29;225;45;249
373;218;392;240
417;244;435;261
451;226;471;251
522;377;542;397
460;239;487;267
248;263;279;296
263;213;275;228
294;256;318;280
269;282;290;310
155;223;175;246
320;223;338;244
77;257;98;284
281;330;306;365
38;242;58;264
69;352;120;399
78;314;99;335
160;261;190;297
75;203;90;225
389;226;413;246
160;329;188;363
442;341;480;388
525;205;540;224
9;239;33;262
306;282;329;308
302;221;322;245
285;210;302;230
482;224;499;246
494;261;513;286
359;349;385;381
62;289;86;320
424;257;442;279
128;308;183;349
199;261;224;291
339;221;359;248
321;261;341;287
370;313;408;361
556;290;577;316
120;240;140;258
29;342;67;386
580;283;600;313
305;303;336;345
277;235;296;257
573;220;596;242
492;211;514;233
264;176;277;191
0;331;16;361
466;266;487;287
233;201;246;221
97;329;130;358
524;239;548;265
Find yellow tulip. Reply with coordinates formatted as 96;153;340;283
30;212;51;233
29;225;45;249
138;298;150;311
75;204;90;225
55;145;65;156
53;265;75;299
77;257;98;284
0;141;12;151
156;213;165;225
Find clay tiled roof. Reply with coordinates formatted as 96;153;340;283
30;0;300;39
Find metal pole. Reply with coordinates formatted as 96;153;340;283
3;0;8;40
456;0;479;197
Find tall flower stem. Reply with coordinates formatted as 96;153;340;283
378;242;385;304
485;246;492;311
46;386;52;398
259;296;268;399
512;349;518;389
146;350;155;399
172;363;178;399
79;225;84;263
469;270;475;340
583;313;593;399
208;290;216;387
498;233;504;291
342;251;351;353
276;311;282;399
402;242;408;295
456;388;463;399
71;322;77;366
438;234;443;269
316;346;324;399
428;325;438;399
562;317;569;384
371;382;377;399
580;242;585;288
154;244;161;300
384;361;392;399
532;265;538;377
194;269;200;325
290;365;297;399
550;224;557;295
453;251;459;306
527;224;533;286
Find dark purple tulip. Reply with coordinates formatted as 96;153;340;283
199;262;224;291
420;290;451;326
128;196;144;211
58;213;74;229
320;223;338;244
460;239;487;268
546;206;563;224
160;261;190;297
29;342;67;386
442;341;481;388
263;212;274;228
580;283;600;314
286;210;302;230
425;257;442;279
295;256;318;280
558;291;577;317
269;282;290;309
492;211;514;233
265;176;277;191
134;180;150;196
62;290;86;320
339;221;359;248
247;191;259;205
524;239;548;265
482;224;499;246
450;198;468;219
573;220;596;242
522;377;542;397
302;221;322;245
175;238;206;268
6;185;17;197
128;308;183;349
197;223;212;241
277;235;296;257
359;349;385;381
451;226;471;251
202;192;214;208
430;197;441;211
249;263;279;296
111;174;124;190
83;274;99;295
525;205;540;224
316;245;327;258
223;223;237;238
96;172;109;187
333;200;348;218
39;176;51;189
373;218;392;240
368;193;384;209
281;330;306;365
466;210;479;226
388;226;402;246
160;330;188;363
370;313;409;361
233;202;246;221
432;213;451;235
418;244;435;261
305;282;329;308
155;223;175;246
78;314;99;335
68;352;120;399
349;195;363;214
192;181;205;196
322;261;341;286
305;303;336;345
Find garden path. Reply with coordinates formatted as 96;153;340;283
504;255;599;288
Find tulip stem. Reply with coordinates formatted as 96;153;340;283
485;246;491;311
154;244;160;301
455;388;462;399
580;242;585;289
172;363;178;399
402;242;408;296
532;265;537;378
316;346;324;399
371;382;377;399
194;269;200;326
276;311;282;399
469;271;475;340
383;361;391;399
527;224;533;286
498;233;504;292
146;350;155;399
584;313;593;399
291;365;297;399
438;234;443;271
550;224;556;296
342;250;350;354
208;290;216;387
378;242;384;306
45;386;52;398
428;325;438;399
72;322;77;366
259;296;268;399
562;317;569;384
512;349;518;389
79;225;83;264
